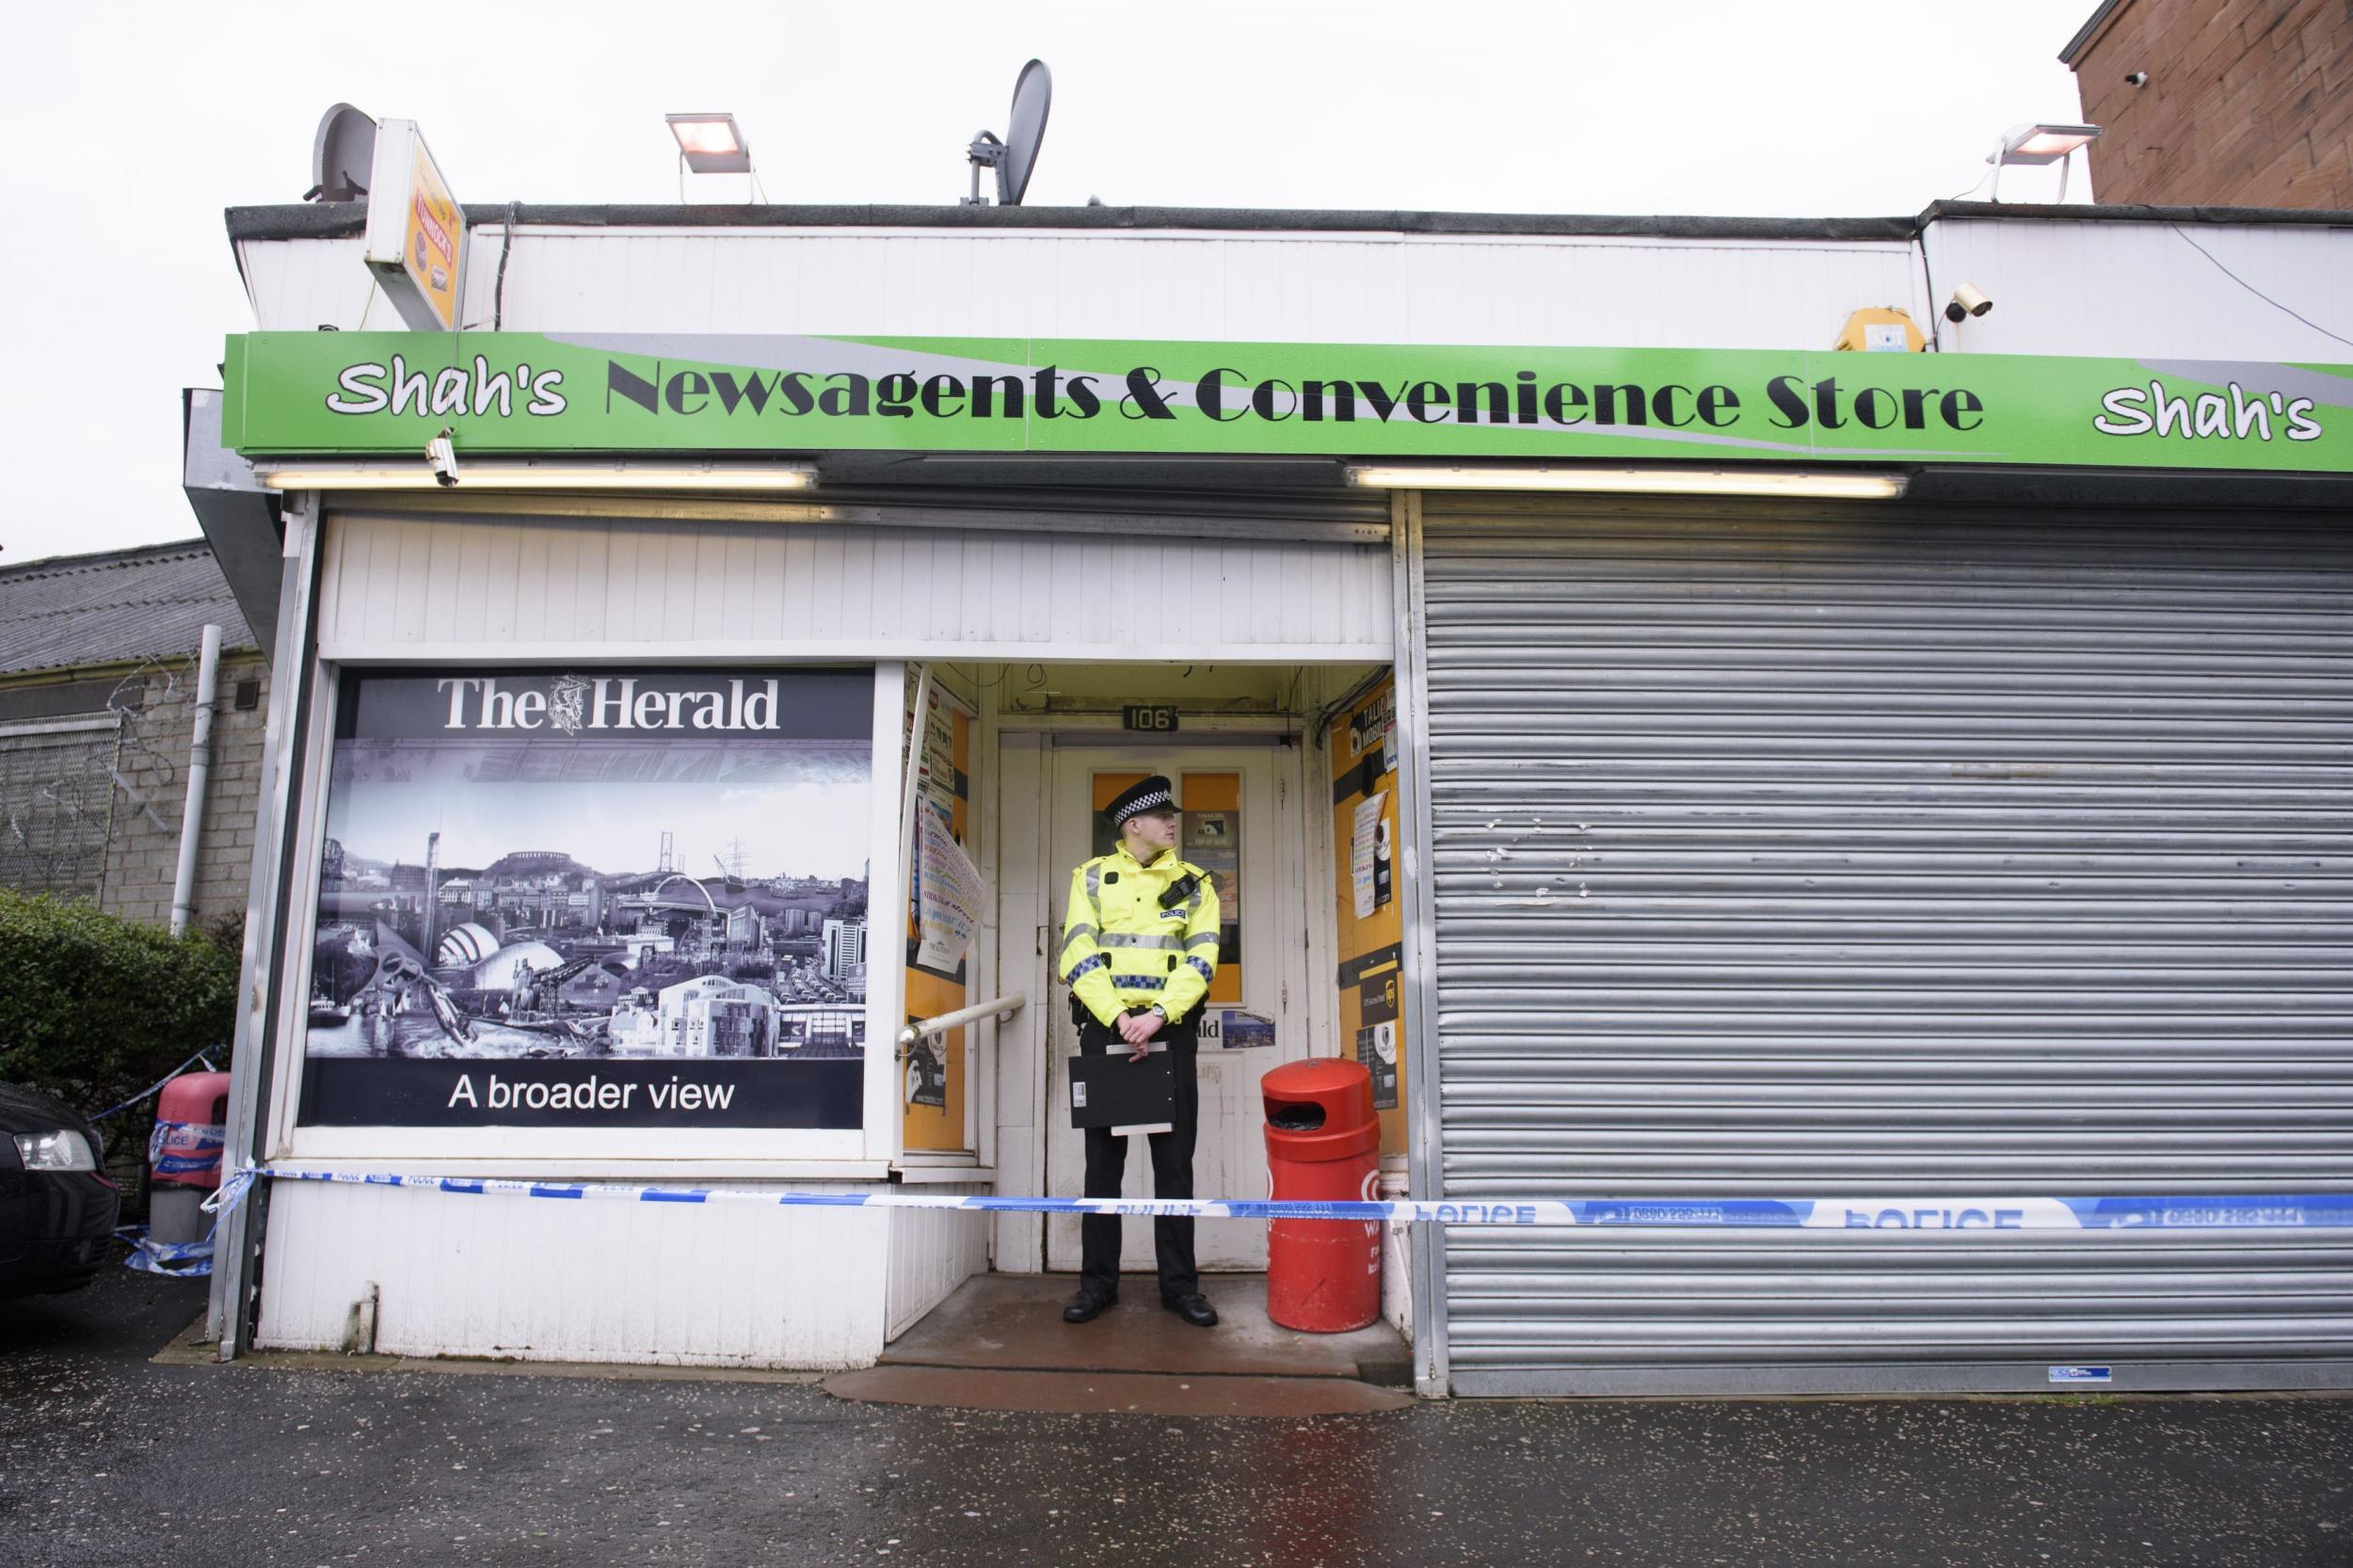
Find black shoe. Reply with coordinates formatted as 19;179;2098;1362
1063;1290;1116;1324
1164;1293;1218;1328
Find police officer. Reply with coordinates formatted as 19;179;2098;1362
1057;775;1222;1328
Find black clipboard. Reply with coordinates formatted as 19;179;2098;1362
1068;1050;1175;1130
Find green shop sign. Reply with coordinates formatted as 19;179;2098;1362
221;331;2353;472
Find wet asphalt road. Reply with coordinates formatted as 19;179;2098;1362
7;1266;2353;1568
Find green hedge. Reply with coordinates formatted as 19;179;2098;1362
0;892;238;1158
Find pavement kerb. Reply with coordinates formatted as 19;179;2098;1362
152;1311;2353;1407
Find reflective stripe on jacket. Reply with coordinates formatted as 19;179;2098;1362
1058;843;1222;1025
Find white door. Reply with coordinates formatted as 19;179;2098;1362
1043;745;1307;1273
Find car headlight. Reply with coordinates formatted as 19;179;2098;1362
14;1129;98;1172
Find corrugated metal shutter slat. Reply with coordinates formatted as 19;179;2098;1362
1421;499;2353;1394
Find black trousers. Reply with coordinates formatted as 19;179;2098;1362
1078;1010;1200;1301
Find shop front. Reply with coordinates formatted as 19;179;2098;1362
214;482;1394;1368
200;208;2353;1394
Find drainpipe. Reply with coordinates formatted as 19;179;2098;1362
169;625;223;937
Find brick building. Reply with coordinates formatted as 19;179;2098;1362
0;541;271;932
2065;0;2353;206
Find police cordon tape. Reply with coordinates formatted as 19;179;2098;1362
90;1048;221;1122
209;1168;2353;1231
117;1225;216;1278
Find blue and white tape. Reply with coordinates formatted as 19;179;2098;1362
229;1168;2353;1231
116;1225;215;1277
150;1119;227;1177
90;1048;221;1122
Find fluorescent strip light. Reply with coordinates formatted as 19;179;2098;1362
255;461;817;493
1344;466;1909;500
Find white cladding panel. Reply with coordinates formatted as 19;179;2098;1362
256;1179;890;1368
239;235;425;332
239;220;2353;364
1921;217;2353;360
884;1192;990;1342
315;511;1393;662
240;229;1920;350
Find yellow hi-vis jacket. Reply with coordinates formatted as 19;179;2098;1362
1059;843;1222;1026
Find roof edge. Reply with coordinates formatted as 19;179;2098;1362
231;198;2353;249
0;644;267;691
1917;199;2353;229
0;536;221;581
227;201;1918;245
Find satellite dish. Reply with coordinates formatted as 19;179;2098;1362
964;59;1051;206
998;60;1052;205
308;104;376;203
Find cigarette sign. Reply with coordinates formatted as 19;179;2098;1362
363;120;465;332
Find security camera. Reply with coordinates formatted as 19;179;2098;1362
2124;71;2149;87
425;430;459;487
1945;282;1993;323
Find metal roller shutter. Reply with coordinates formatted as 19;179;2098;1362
1417;495;2353;1396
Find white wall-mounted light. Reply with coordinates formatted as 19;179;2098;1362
254;459;817;493
1343;465;1909;501
1988;121;2102;202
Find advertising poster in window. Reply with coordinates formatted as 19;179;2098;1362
903;679;976;1146
1331;680;1406;1133
299;668;872;1129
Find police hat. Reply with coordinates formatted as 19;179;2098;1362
1106;775;1181;828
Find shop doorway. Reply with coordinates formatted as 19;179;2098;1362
1040;744;1310;1273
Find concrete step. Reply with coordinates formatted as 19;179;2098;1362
879;1272;1409;1384
824;1365;1413;1416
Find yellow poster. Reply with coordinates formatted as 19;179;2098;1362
1330;679;1405;1153
903;686;972;1152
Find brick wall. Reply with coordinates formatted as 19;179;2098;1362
0;721;120;899
2073;0;2353;208
97;653;273;932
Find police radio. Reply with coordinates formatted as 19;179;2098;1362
1160;867;1207;911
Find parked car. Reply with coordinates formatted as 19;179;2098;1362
0;1082;120;1299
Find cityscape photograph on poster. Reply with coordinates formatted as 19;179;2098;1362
297;667;873;1128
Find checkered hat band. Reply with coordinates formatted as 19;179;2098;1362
1114;789;1173;824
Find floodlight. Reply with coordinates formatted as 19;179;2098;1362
1993;123;2103;165
1986;121;2103;202
666;113;752;174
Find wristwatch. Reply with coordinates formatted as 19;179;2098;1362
1148;1003;1168;1020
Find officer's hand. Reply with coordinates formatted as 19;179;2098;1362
1117;1010;1164;1054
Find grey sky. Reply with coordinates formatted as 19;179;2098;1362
0;1;2088;567
324;760;873;881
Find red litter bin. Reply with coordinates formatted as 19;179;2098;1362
149;1070;232;1246
1261;1058;1382;1333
